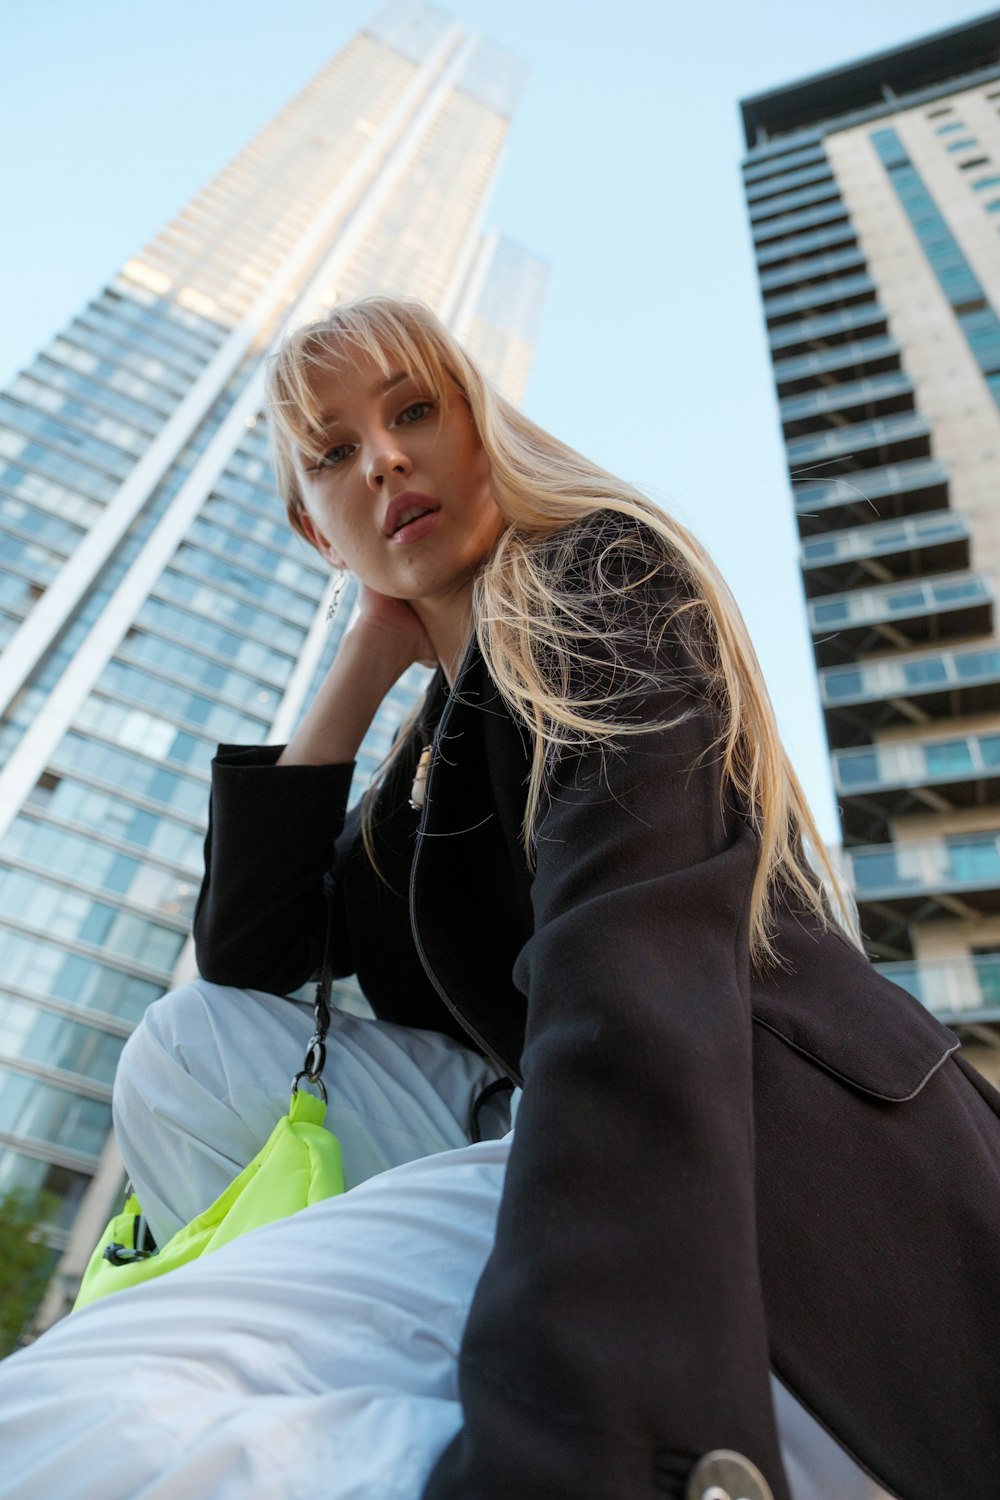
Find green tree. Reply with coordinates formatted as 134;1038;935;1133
0;1188;57;1356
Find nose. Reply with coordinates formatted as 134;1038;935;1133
365;434;413;491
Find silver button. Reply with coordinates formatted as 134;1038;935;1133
686;1448;775;1500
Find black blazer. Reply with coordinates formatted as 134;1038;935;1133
195;552;1000;1500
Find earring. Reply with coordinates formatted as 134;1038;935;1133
325;568;348;628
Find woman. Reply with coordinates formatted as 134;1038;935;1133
2;296;999;1500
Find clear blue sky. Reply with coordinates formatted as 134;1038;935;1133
1;0;989;841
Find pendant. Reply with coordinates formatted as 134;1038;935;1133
409;745;432;811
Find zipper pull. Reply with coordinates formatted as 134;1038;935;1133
409;745;432;811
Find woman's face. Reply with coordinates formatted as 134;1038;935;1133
291;347;504;610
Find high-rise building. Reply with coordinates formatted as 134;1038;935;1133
740;15;1000;1076
0;0;546;1320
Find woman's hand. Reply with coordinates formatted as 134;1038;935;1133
353;583;437;671
278;580;435;767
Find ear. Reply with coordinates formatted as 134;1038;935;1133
299;508;345;570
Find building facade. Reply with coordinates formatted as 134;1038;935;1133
0;0;546;1315
740;15;1000;1074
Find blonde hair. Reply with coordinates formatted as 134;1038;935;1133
266;296;861;969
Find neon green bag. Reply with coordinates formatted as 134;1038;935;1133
74;964;344;1312
73;1088;344;1310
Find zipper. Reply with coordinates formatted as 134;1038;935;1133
408;641;516;1082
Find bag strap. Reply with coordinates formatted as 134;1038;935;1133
291;883;335;1104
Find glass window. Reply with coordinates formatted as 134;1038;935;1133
836;752;878;786
0;396;138;479
948;839;1000;883
0;997;124;1087
851;849;900;892
0;1149;93;1231
871;129;909;167
904;657;949;686
97;658;268;743
0;1065;110;1158
119;630;279;713
955;650;1000;680
801;538;840;563
924;740;975;776
933;578;986;604
884;587;926;614
25;775;204;871
810;600;848;626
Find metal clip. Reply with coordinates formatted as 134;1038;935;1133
103;1242;154;1266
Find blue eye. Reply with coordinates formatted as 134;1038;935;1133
316;443;354;468
397;400;435;424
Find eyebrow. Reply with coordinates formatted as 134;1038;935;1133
316;369;412;426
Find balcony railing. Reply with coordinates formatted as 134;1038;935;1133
743;143;828;185
749;179;842;224
764;272;877;322
808;570;991;634
773;333;900;386
786;410;929;467
756;221;857;267
781;370;913;424
801;510;969;572
770;302;887;353
753;199;849;245
847;831;1000;901
877;954;1000;1024
794;458;950;532
833;729;1000;794
746;161;834;205
820;643;1000;708
759;246;867;294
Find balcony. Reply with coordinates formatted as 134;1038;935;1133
764;272;877;326
753;199;849;246
749;179;842;225
847;833;1000;946
801;511;970;597
770;302;888;357
745;161;834;205
833;730;1000;841
794;457;950;537
809;571;993;666
787;410;931;477
774;334;901;395
743;143;828;186
781;370;914;436
756;220;857;269
820;644;1000;747
876;955;1000;1026
759;246;867;294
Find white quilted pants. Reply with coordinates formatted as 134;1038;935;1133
0;984;889;1500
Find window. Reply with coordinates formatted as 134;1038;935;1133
959;157;992;171
946;138;979;153
935;121;966;135
924;740;975;776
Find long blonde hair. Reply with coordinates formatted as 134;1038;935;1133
265;295;861;968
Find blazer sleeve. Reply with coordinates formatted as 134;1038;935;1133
193;744;357;995
424;555;792;1499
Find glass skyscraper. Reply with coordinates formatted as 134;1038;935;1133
740;15;1000;1076
0;0;547;1322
